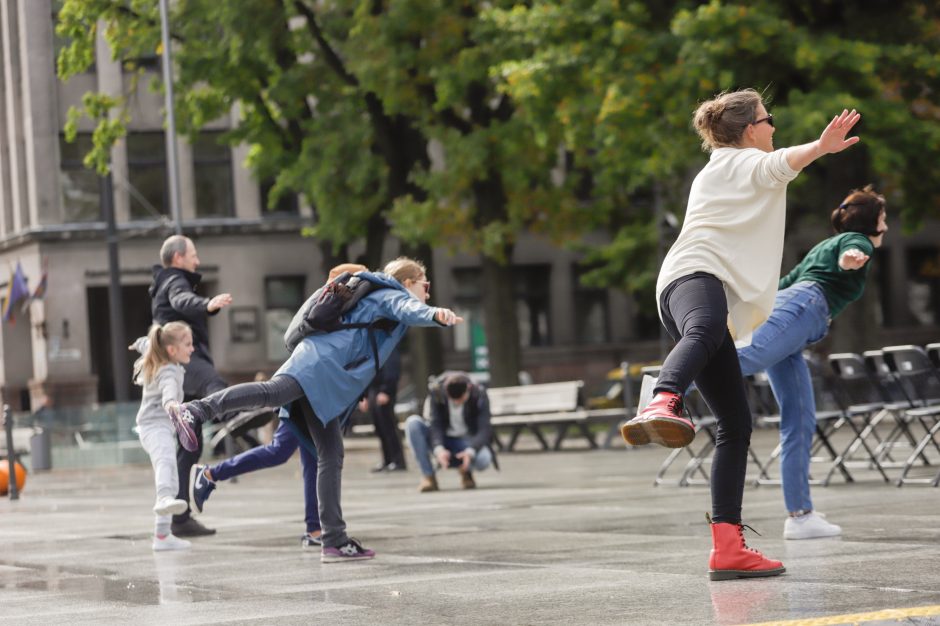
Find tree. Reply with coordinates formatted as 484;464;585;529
489;0;940;330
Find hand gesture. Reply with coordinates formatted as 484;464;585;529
376;392;391;406
358;398;369;412
435;308;464;326
456;450;473;472
839;248;870;271
818;109;861;155
435;449;451;469
207;293;233;313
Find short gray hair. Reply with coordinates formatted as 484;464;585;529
160;235;191;267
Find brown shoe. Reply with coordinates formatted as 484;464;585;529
460;470;476;490
418;475;439;493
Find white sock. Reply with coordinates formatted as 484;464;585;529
155;514;171;538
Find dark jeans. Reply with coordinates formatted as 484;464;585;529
210;421;320;533
371;394;405;467
175;355;227;524
657;273;753;525
192;374;350;547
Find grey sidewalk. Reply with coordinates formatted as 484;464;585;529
2;428;940;625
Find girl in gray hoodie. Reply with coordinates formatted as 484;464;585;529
132;321;195;551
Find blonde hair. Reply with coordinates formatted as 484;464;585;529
133;322;191;385
693;88;764;152
328;263;368;282
382;257;426;284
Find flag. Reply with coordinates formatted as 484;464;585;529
22;258;48;313
2;262;29;324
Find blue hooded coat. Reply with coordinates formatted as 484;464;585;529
276;271;441;437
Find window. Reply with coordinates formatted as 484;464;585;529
904;247;940;327
193;133;234;217
573;265;609;345
126;132;168;219
265;276;306;361
451;264;552;351
260;178;300;216
59;134;101;222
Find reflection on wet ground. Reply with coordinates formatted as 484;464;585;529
3;430;940;624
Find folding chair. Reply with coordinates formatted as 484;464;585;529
752;354;852;486
861;349;931;468
825;353;894;484
883;345;940;486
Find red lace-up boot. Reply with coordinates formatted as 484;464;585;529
708;514;786;581
620;391;694;448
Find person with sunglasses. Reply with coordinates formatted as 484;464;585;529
619;88;861;580
737;186;888;540
168;257;463;563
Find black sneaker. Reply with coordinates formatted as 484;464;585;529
171;517;216;537
321;538;375;563
189;464;216;515
301;533;323;548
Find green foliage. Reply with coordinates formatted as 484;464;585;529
56;0;940;299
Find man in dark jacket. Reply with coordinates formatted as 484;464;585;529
359;346;407;472
150;235;232;536
404;371;494;492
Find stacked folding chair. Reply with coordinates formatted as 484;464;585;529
883;345;940;486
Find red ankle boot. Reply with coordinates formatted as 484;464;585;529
620;391;694;448
708;515;785;581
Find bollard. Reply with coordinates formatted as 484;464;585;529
3;404;19;500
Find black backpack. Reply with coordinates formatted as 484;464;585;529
283;272;398;370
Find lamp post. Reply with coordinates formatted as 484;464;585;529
159;0;183;234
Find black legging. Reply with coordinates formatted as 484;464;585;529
193;374;305;421
657;273;753;524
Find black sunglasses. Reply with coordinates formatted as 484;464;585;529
753;114;774;128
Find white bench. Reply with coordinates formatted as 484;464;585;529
488;381;625;451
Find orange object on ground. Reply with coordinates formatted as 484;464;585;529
0;459;27;495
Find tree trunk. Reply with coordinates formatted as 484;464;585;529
481;253;521;387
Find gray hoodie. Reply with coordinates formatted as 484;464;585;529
132;337;185;425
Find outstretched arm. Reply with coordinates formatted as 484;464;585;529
786;109;861;171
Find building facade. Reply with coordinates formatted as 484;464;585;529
1;1;938;410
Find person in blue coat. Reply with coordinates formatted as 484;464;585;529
169;257;462;563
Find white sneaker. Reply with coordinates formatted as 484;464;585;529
153;496;189;516
152;533;192;551
783;511;842;540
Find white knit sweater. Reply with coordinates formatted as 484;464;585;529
656;146;799;346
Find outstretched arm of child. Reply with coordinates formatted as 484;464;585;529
786;109;861;171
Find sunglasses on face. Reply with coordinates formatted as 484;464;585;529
753;114;774;128
416;280;430;294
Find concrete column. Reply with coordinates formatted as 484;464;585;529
549;255;575;345
232;142;261;219
95;21;130;222
178;136;196;220
1;1;28;233
18;0;59;227
0;13;11;238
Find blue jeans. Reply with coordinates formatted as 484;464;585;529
405;416;493;477
737;282;830;514
210;421;320;533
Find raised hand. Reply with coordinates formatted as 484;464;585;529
435;308;464;326
839;248;870;271
819;109;861;155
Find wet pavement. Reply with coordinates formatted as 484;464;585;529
2;428;940;625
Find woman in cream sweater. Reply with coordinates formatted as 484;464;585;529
620;88;860;580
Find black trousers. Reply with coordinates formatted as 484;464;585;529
175;354;227;524
657;273;753;524
370;393;405;466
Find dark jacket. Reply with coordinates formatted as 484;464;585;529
428;372;492;453
149;265;218;362
370;346;402;400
